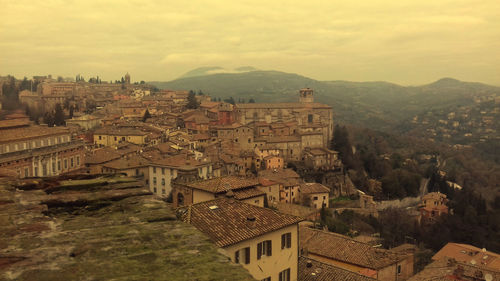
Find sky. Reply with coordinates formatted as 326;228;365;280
1;0;499;85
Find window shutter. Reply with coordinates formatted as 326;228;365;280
267;240;272;256
257;242;262;260
281;234;285;249
286;233;291;248
245;247;250;264
235;250;239;263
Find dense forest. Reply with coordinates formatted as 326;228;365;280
326;124;500;254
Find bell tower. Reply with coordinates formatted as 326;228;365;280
299;88;314;103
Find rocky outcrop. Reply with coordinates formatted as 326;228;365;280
0;175;255;281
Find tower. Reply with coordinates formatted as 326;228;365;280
299;88;314;103
124;72;131;84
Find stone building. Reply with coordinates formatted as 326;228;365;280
300;227;415;280
235;88;333;147
0;122;85;178
178;197;303;281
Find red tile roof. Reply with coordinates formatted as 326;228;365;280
300;183;330;194
300;227;409;270
299;257;376;281
179;198;302;247
185;176;260;193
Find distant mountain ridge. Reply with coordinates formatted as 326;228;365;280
149;70;500;131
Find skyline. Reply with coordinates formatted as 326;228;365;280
1;0;500;85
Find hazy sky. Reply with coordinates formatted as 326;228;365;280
1;0;499;85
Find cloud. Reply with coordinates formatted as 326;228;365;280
0;0;499;84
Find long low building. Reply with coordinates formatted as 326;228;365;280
0;122;85;177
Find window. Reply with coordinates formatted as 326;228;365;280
64;159;68;169
308;114;313;123
52;162;56;173
136;169;139;175
281;233;291;249
313;196;318;200
121;137;125;141
161;178;165;186
24;168;29;178
153;187;157;193
70;157;74;168
99;135;102;140
34;167;38;177
261;278;271;281
397;265;402;275
153;177;157;185
235;247;250;264
279;268;290;281
162;168;165;175
162;189;166;194
257;240;272;259
57;161;61;171
153;167;156;173
114;137;117;141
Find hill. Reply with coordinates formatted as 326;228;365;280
150;70;500;131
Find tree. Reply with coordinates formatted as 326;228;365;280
142;109;151;122
54;103;65;126
186;90;199;109
1;76;19;109
224;97;235;105
43;112;55;127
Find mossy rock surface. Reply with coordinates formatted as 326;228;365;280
0;176;255;281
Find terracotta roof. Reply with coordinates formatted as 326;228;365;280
0;126;68;143
299;257;376;281
258;168;300;180
179;197;303;247
94;127;148;136
408;258;500;281
147;154;210;170
432;243;500;271
235;102;331;109
101;156;151;170
300;183;330;194
185;176;260;193
233;187;266;200
300;227;408;270
85;149;121;164
258;178;278;187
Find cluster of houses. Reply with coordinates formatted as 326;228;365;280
1;75;498;280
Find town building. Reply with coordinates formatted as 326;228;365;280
93;127;149;146
172;176;265;208
259;169;303;203
178;197;303;281
300;227;414;280
408;258;499;281
145;153;216;197
299;183;330;209
432;243;500;271
419;192;448;223
299;257;376;281
0;123;85;177
235;88;334;148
